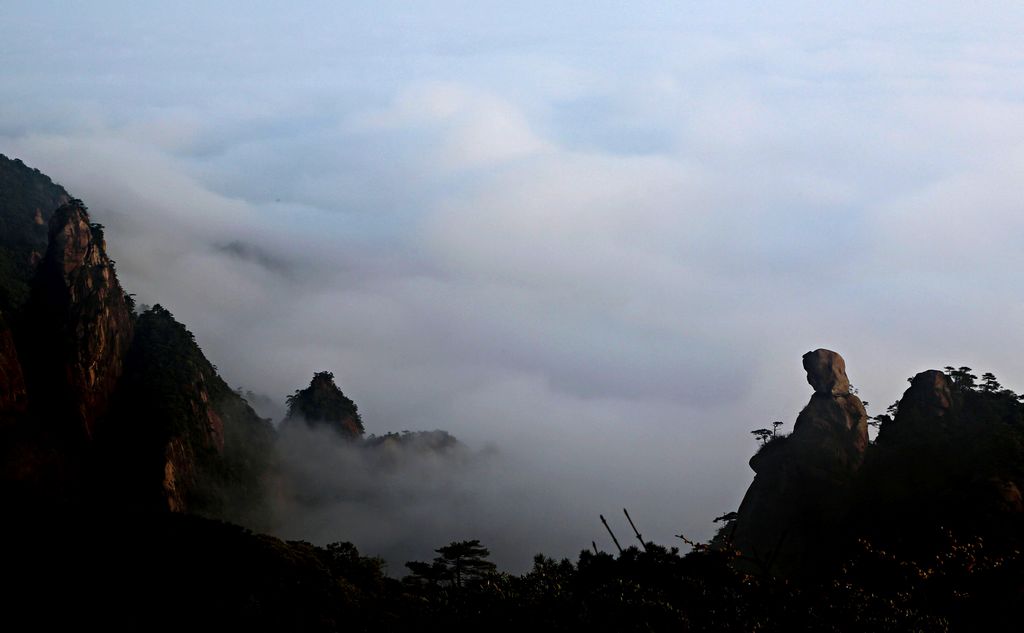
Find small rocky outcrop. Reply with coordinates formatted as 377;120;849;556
283;371;364;439
897;369;952;420
21;202;134;439
729;349;867;576
872;370;955;454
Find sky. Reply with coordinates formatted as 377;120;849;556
3;2;1024;570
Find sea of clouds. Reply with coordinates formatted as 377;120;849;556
3;1;1023;570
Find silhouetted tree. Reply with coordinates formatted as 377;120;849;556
434;540;497;588
751;429;772;446
981;372;1001;393
945;366;978;391
406;540;497;589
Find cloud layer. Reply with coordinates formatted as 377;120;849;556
3;2;1024;569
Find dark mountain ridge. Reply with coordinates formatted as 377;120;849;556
0;154;273;517
0;152;462;520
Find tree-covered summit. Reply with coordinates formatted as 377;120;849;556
284;371;364;438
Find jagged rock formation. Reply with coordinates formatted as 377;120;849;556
283;371;364;438
729;353;1024;579
20;202;134;439
729;349;867;575
104;305;275;518
0;156;275;522
0;199;134;501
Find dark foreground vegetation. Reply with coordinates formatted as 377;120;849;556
5;501;1022;632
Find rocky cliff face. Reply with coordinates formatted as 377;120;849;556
113;326;227;514
729;349;867;575
106;305;274;516
283;371;364;438
0;157;275;522
21;202;134;439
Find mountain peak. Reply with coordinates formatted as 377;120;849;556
284;371;364;438
22;199;134;439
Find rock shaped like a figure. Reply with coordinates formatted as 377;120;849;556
802;348;851;396
728;349;867;576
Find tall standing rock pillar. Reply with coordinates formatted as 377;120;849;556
728;349;867;576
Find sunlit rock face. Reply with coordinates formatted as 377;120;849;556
790;349;869;467
729;349;867;576
802;348;851;396
22;202;134;439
